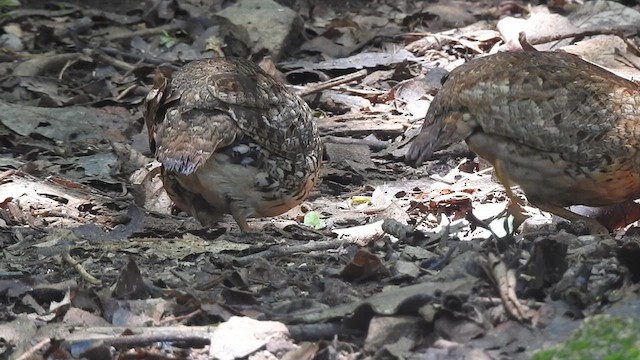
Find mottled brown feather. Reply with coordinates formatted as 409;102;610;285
143;57;322;231
406;51;640;233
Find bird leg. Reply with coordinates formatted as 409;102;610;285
532;203;610;236
230;202;252;233
493;160;610;235
493;160;530;229
230;202;277;242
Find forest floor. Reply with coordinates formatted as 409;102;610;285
2;0;640;359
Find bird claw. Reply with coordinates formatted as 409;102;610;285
506;201;530;230
576;218;611;237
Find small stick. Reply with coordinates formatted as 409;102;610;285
102;21;186;41
295;69;368;97
63;253;101;286
15;338;51;360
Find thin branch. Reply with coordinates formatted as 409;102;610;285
295;69;368;97
102;21;186;41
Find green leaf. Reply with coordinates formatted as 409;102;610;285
0;0;20;7
159;30;177;48
303;211;322;229
533;315;640;360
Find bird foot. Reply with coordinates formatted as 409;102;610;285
506;201;530;230
572;218;611;237
535;203;611;236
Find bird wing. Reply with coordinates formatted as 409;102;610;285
407;51;639;166
144;58;319;176
144;67;241;176
170;58;318;161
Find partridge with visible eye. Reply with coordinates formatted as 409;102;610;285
144;58;322;232
406;51;640;235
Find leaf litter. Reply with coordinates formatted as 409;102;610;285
0;0;640;359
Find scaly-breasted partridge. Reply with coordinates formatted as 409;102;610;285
406;51;640;234
144;58;322;232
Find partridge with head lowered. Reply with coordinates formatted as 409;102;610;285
406;51;640;234
144;58;322;232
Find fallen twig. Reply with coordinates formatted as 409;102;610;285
102;21;186;41
222;238;346;267
63;252;101;286
481;253;536;323
295;69;368;97
15;338;51;360
322;135;389;150
62;326;213;350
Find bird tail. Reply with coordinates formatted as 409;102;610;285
144;68;176;152
405;112;458;167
